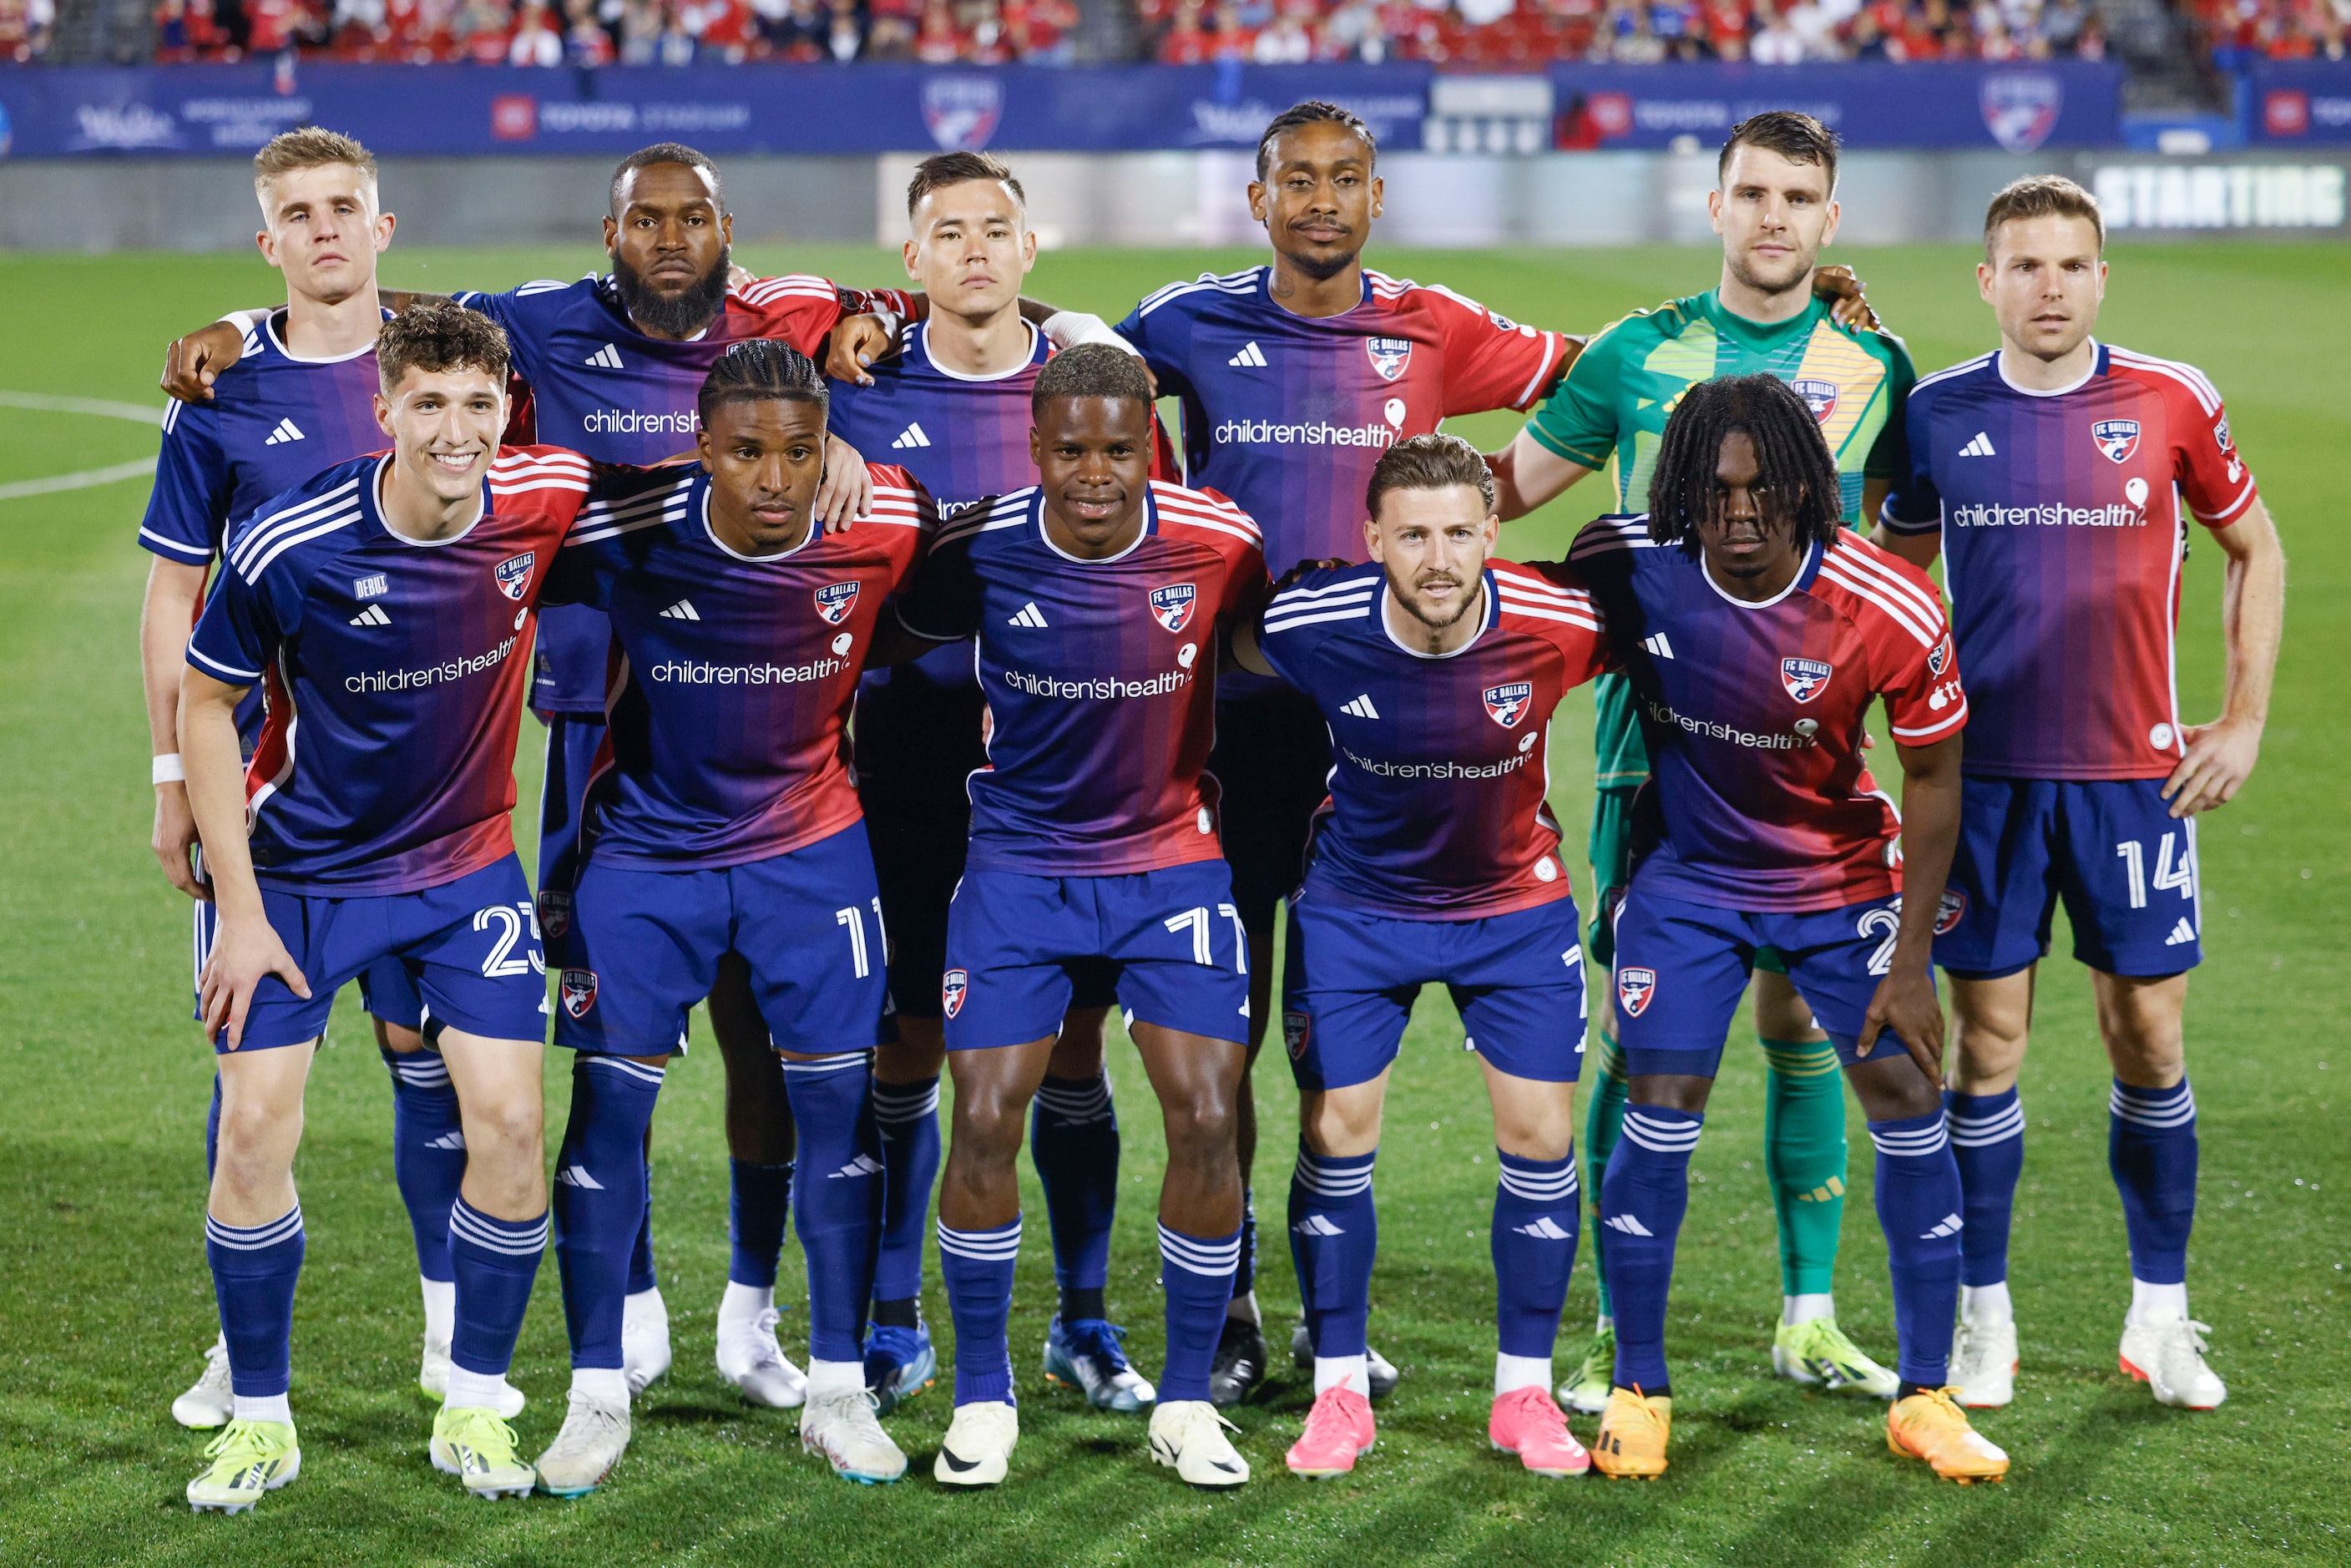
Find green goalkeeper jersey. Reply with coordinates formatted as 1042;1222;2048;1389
1522;286;1916;791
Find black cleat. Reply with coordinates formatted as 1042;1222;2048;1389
1207;1317;1268;1409
1288;1323;1403;1399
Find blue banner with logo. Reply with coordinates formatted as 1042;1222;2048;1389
2242;61;2351;145
0;59;2118;160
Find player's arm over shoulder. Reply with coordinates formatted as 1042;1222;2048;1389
1236;562;1363;680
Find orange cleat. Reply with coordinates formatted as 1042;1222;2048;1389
1591;1386;1671;1479
1888;1387;2010;1485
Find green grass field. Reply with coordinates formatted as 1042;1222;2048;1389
0;240;2345;1567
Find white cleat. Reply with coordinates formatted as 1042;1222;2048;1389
716;1306;807;1409
622;1288;672;1395
1149;1399;1250;1490
173;1336;234;1429
2120;1317;2227;1410
1950;1317;2018;1409
933;1400;1019;1488
420;1338;526;1418
534;1392;632;1497
802;1389;908;1484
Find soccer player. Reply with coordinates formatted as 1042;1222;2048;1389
1486;111;1914;1411
531;341;931;1492
829;152;1150;1415
875;345;1264;1490
139;128;523;1430
175;303;584;1509
1569;374;2004;1485
1877;176;2285;1413
1227;435;1607;1479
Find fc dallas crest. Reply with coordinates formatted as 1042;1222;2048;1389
2093;418;2141;464
1790;378;1838;422
1781;657;1833;703
494;552;536;600
1616;967;1657;1018
1365;336;1413;382
1484;681;1534;728
941;969;968;1019
560;969;598;1018
814;581;858;625
1150;583;1197;634
1935;888;1968;935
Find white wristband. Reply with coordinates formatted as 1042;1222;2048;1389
153;753;186;785
1040;311;1142;359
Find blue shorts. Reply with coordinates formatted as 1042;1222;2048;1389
533;710;607;969
1610;881;1915;1078
942;862;1251;1052
227;855;549;1054
191;853;421;1032
555;822;889;1057
1281;894;1587;1091
1937;776;2202;979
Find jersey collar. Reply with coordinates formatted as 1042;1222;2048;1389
1994;339;2106;398
365;453;489;549
1032;484;1151;565
1697;536;1820;611
1254;265;1374;321
264;305;394;366
912;319;1045;382
700;473;816;562
1378;568;1495;660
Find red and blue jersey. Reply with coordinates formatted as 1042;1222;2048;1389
185;448;592;895
1882;342;2257;781
1255;559;1609;920
458;271;912;713
893;481;1268;876
545;462;933;871
1569;518;1967;913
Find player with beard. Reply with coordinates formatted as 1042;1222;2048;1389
1484;112;1916;1414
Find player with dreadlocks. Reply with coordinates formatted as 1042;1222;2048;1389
1565;375;2006;1482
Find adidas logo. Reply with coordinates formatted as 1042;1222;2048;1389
1513;1216;1575;1242
1009;601;1049;629
1292;1214;1347;1237
892;422;932;450
349;604;392;627
1340;694;1380;719
660;599;701;621
829;1153;885;1179
1641;632;1674;659
1959;432;1997;458
263;417;306;446
2166;917;2197;946
586;343;624;370
556;1164;604;1191
424;1130;467;1151
1604;1213;1654;1237
1922;1212;1966;1239
1227;341;1268;368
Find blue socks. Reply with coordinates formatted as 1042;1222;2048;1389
1493;1150;1580;1359
1158;1222;1243;1403
1866;1110;1966;1388
628;1180;658;1297
780;1052;883;1363
1032;1071;1120;1318
871;1075;941;1310
382;1046;465;1285
447;1197;549;1381
1945;1085;2025;1287
1287;1146;1377;1359
728;1159;794;1291
2110;1078;2198;1286
207;1206;305;1399
1600;1106;1702;1391
1232;1188;1257;1302
552;1055;665;1369
938;1216;1021;1404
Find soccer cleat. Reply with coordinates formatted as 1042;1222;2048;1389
715;1306;807;1410
420;1338;526;1418
864;1321;938;1416
1207;1317;1269;1409
1284;1383;1375;1479
1489;1385;1590;1478
933;1400;1019;1488
2119;1318;2227;1409
172;1336;234;1429
430;1404;535;1500
1287;1323;1400;1399
1556;1325;1615;1416
1592;1387;1671;1479
622;1288;673;1395
1150;1399;1250;1490
1888;1387;2010;1484
1044;1316;1157;1413
534;1391;630;1497
801;1389;908;1484
185;1419;300;1513
1773;1316;1899;1399
1949;1317;2018;1409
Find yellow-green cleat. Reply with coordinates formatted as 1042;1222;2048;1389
431;1404;536;1500
1773;1316;1899;1399
1556;1325;1615;1416
187;1419;301;1514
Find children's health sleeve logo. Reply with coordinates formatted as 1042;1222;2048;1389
1149;582;1198;633
559;968;598;1018
814;581;859;625
1615;967;1657;1018
1790;378;1839;422
2092;419;2142;464
1365;336;1413;382
1483;680;1534;728
941;968;968;1019
1781;657;1833;703
494;552;537;600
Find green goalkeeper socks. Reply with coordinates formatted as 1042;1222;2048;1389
1761;1036;1849;1298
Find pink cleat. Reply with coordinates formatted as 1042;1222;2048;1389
1489;1384;1591;1478
1284;1384;1376;1479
